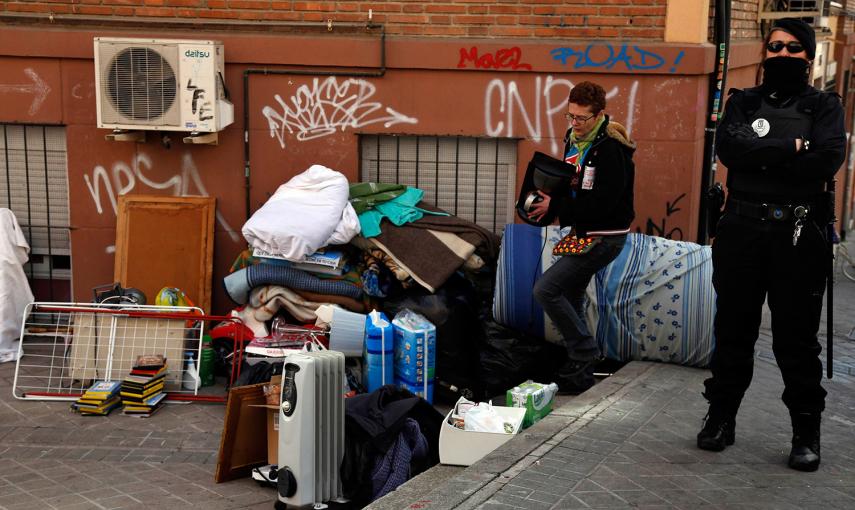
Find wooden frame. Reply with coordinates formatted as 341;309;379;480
215;383;268;483
114;195;216;313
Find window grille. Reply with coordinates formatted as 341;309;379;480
0;124;71;287
360;135;517;234
759;1;824;20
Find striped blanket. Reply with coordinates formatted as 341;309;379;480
493;224;715;368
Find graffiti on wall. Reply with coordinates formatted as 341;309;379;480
84;152;240;251
484;75;638;155
0;68;51;116
457;47;532;71
550;45;685;73
638;193;686;240
262;77;418;149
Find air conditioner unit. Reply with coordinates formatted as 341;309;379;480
94;37;234;133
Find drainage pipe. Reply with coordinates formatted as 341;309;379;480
241;23;386;222
697;0;731;243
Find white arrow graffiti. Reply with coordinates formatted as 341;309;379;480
0;68;51;116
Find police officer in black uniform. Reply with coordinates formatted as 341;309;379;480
697;18;845;472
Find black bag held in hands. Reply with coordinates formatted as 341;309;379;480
706;182;725;238
516;151;575;227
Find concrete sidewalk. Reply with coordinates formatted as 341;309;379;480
370;247;855;510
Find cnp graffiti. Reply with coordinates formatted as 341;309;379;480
638;193;686;240
84;152;240;244
550;45;685;73
262;77;418;149
458;47;532;71
484;75;638;155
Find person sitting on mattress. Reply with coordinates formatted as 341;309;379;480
526;81;636;392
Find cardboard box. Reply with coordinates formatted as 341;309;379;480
254;375;282;465
266;407;279;465
438;404;526;466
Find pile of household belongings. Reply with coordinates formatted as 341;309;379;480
225;165;499;339
222;165;499;503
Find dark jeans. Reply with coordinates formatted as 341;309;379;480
533;234;626;360
703;213;828;414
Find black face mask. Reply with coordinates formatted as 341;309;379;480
762;56;809;96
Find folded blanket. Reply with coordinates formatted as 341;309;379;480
403;202;500;261
370;228;476;293
235;285;324;335
292;288;367;314
368;205;499;292
349;182;407;214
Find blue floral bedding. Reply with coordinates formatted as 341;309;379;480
493;225;715;368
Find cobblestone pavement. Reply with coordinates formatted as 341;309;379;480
3;239;855;510
371;237;855;510
0;365;276;510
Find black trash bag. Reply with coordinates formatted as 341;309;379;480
479;319;566;395
382;273;484;403
232;360;283;387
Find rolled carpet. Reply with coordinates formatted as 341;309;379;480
224;264;362;304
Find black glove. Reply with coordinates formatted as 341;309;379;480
724;123;758;140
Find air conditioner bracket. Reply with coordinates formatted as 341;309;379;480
105;130;146;143
183;132;219;145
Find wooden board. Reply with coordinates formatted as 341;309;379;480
114;195;216;313
215;383;268;483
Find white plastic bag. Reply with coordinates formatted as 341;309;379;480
464;402;511;433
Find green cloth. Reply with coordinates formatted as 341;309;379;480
358;187;449;238
349;182;407;214
569;115;606;156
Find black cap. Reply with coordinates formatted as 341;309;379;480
771;18;816;60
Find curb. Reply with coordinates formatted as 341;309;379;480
367;361;659;510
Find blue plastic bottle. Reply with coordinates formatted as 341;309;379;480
363;310;394;392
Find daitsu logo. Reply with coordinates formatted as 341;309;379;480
184;49;210;58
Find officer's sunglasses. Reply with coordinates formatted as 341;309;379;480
766;41;805;54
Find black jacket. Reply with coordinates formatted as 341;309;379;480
715;85;845;200
556;115;636;236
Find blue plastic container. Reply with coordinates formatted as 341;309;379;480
363;311;394;392
392;309;436;403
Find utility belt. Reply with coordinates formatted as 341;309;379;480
726;198;817;223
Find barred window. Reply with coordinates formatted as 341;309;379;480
0;124;71;283
360;135;517;234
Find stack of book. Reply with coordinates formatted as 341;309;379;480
293;249;345;275
254;247;346;276
72;380;122;416
121;354;168;418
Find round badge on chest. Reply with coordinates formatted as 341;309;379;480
751;118;770;137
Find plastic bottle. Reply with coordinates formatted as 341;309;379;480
198;335;215;387
183;350;200;391
363;310;394;392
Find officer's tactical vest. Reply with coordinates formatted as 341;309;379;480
727;89;825;199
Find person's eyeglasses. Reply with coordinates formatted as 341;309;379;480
565;112;596;123
767;41;805;54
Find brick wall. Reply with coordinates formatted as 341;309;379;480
2;0;669;39
731;0;760;40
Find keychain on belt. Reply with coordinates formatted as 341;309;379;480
792;205;809;246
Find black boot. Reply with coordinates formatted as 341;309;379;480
788;412;821;472
697;404;736;452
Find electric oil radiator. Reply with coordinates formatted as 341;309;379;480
277;350;346;508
